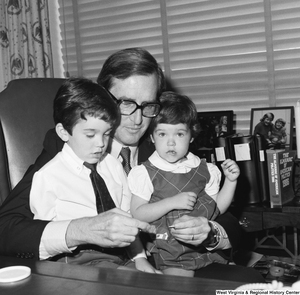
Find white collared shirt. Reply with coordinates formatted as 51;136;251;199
32;143;130;259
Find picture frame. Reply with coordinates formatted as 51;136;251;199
250;107;294;150
190;110;234;151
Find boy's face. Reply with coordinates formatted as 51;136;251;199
64;115;113;164
150;123;193;164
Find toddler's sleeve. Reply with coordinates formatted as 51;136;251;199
205;163;222;196
128;165;153;201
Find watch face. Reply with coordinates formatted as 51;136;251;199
208;221;220;247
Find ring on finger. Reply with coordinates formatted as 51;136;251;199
192;235;194;241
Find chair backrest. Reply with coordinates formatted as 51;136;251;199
0;78;65;205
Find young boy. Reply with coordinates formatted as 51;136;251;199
128;91;240;277
29;77;155;271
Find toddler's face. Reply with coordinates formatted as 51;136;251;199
150;123;193;164
275;121;283;130
66;115;113;164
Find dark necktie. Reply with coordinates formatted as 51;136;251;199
84;162;115;213
120;147;132;175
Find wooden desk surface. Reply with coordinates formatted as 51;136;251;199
231;204;300;232
0;256;244;295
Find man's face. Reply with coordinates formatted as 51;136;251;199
109;74;158;146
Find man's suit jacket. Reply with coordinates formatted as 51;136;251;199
0;128;241;259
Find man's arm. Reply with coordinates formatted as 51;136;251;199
214;211;241;252
0;129;156;260
171;211;242;253
0;149;52;259
0;129;63;259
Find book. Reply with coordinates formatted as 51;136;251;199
213;135;233;187
213;135;263;206
266;149;296;208
229;135;262;206
193;147;215;164
254;134;270;204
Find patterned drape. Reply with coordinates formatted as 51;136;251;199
0;0;53;90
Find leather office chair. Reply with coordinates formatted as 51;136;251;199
0;78;65;205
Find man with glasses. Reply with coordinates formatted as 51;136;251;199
0;48;264;282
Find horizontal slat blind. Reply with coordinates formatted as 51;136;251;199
270;0;300;107
58;0;164;79
58;0;300;135
164;0;269;133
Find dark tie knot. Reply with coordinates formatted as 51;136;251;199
120;147;132;174
120;147;130;160
83;162;97;171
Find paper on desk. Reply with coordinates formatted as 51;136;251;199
234;143;251;161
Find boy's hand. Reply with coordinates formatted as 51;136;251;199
171;192;197;211
221;159;240;182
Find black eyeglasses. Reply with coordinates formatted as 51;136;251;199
106;89;161;118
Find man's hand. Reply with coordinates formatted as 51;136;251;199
66;208;156;248
170;215;210;246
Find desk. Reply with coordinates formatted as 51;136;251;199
230;205;300;262
0;256;243;295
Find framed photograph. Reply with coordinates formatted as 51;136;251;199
250;107;294;150
190;110;234;151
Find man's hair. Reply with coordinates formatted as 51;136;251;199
97;47;165;98
53;77;119;134
149;91;200;138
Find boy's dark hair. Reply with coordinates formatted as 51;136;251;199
97;47;165;99
149;91;200;138
53;77;119;134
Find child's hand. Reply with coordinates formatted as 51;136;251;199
171;192;197;211
221;159;240;182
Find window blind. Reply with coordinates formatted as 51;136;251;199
58;0;164;78
58;0;300;134
270;0;300;107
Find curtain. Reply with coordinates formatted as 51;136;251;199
0;0;53;90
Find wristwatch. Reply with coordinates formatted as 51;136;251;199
202;221;221;248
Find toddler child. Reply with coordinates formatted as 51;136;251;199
128;91;240;277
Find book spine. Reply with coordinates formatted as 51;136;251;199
229;135;261;205
254;134;269;204
279;150;296;206
267;151;282;208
